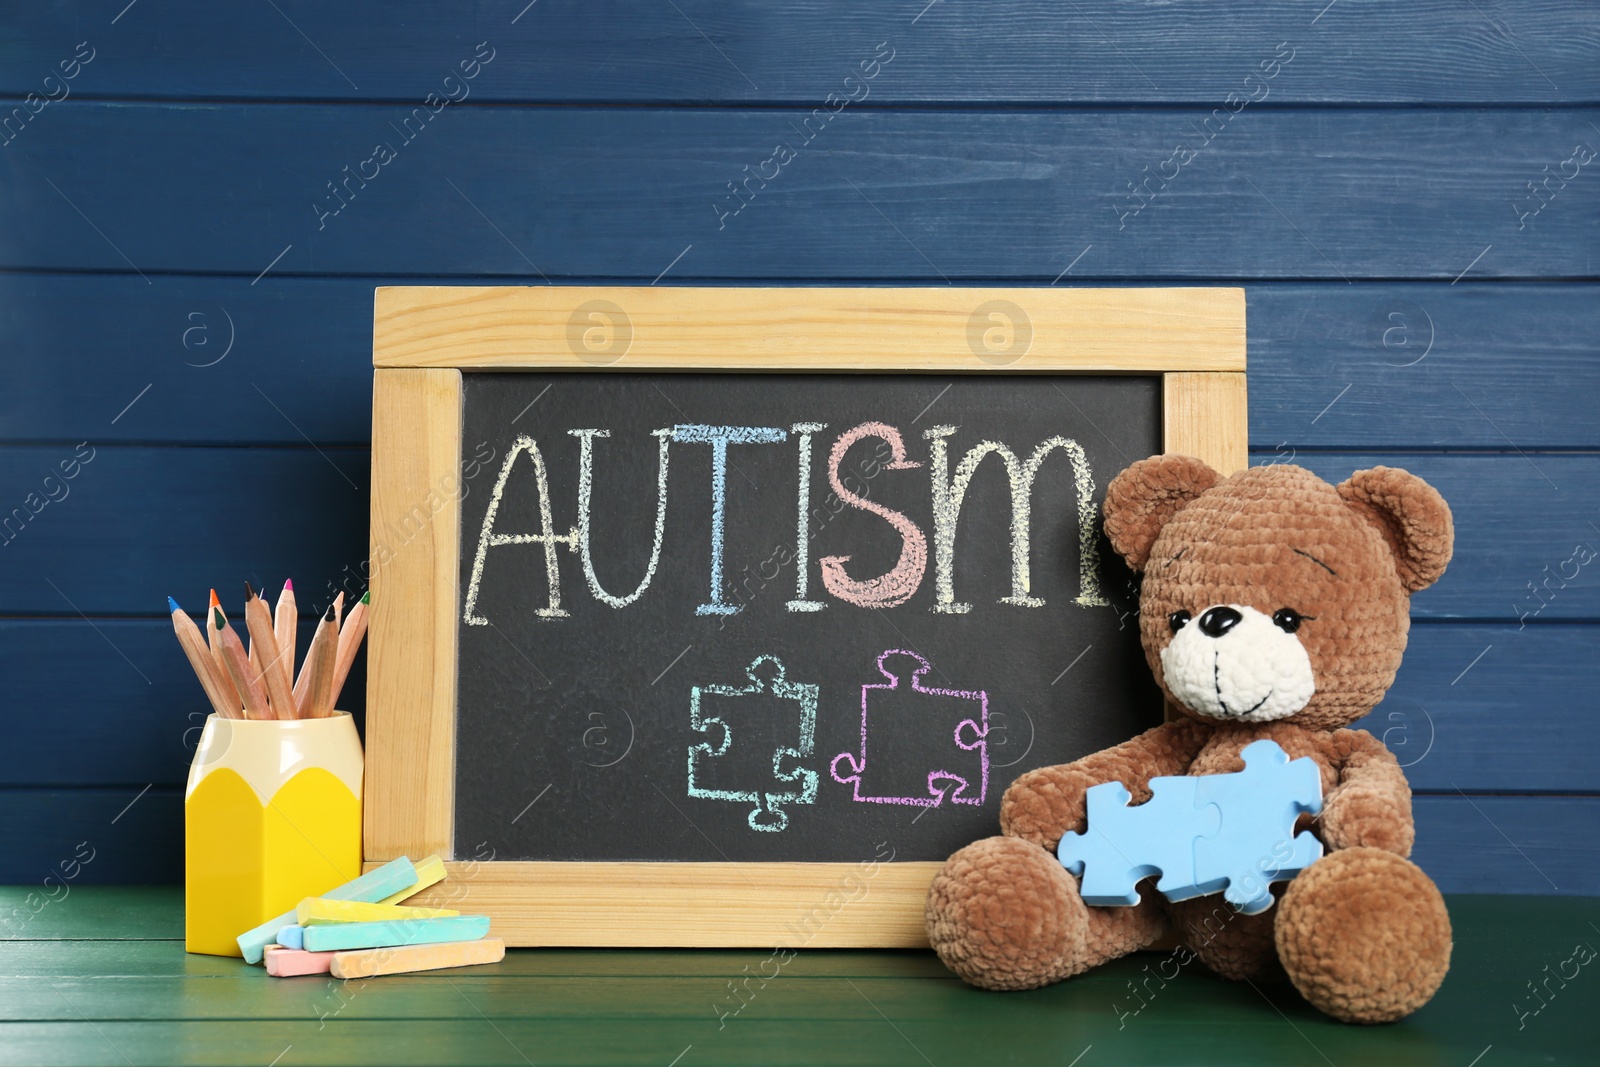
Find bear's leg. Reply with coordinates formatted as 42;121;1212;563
926;836;1166;990
1275;847;1452;1023
1167;896;1282;980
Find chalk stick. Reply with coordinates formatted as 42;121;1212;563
236;856;418;964
303;915;491;953
332;938;506;979
377;854;448;906
297;897;460;926
263;945;337;977
276;924;305;949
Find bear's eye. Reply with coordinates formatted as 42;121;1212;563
1272;608;1313;634
1168;610;1192;633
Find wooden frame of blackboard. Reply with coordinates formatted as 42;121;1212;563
366;286;1246;947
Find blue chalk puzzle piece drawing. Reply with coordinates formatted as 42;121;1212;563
1057;739;1323;913
687;655;819;832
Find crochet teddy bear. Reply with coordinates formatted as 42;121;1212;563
925;455;1455;1024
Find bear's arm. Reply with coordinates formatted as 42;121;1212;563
999;718;1212;850
1319;728;1415;857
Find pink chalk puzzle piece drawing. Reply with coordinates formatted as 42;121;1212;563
1057;739;1323;915
829;649;989;807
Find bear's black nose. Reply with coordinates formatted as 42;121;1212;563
1196;606;1243;638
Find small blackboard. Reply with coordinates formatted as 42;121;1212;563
365;285;1245;946
454;371;1162;863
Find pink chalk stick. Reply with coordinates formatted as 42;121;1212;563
263;944;338;976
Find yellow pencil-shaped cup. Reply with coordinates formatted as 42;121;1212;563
184;712;363;956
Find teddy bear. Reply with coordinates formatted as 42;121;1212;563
925;455;1455;1024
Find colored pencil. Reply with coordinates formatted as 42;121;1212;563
240;588;262;679
292;600;330;710
310;601;340;718
168;597;237;718
330;591;369;710
244;583;297;720
214;607;270;719
291;592;344;715
273;579;297;696
296;603;339;718
204;589;240;708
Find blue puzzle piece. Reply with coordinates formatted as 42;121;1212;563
1191;739;1324;914
1058;778;1220;906
1056;739;1323;913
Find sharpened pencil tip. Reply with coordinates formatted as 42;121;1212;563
324;603;337;621
209;588;220;608
244;581;257;601
360;591;369;605
168;596;181;614
213;607;225;630
283;578;293;592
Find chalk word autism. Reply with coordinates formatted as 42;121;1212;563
462;420;1106;624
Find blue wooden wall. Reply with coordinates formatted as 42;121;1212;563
2;1;1595;894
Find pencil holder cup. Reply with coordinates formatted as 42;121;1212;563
184;712;362;956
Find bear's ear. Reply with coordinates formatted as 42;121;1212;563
1337;466;1454;593
1103;454;1221;571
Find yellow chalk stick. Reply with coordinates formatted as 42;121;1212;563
331;937;506;979
296;897;459;926
376;854;448;906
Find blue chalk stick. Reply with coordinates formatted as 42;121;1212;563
276;924;305;950
236;857;418;964
301;914;490;953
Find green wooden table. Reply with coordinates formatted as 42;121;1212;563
1;888;1593;1066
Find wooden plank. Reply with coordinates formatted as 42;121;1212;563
1412;796;1600;896
0;273;377;445
1247;283;1600;450
1359;623;1600;794
1164;372;1247;475
5;106;1592;278
372;286;1245;371
4;621;1595;793
4;277;1597;449
364;369;460;863
3;2;1593;103
0;974;1086;1023
359;861;937;949
0;888;179;943
1280;453;1600;621
0;790;180;889
0;445;368;617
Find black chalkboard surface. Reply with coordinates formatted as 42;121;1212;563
454;371;1162;863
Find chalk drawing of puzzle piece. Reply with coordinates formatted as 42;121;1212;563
829;649;989;808
1189;738;1324;915
687;655;819;833
1057;777;1221;907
